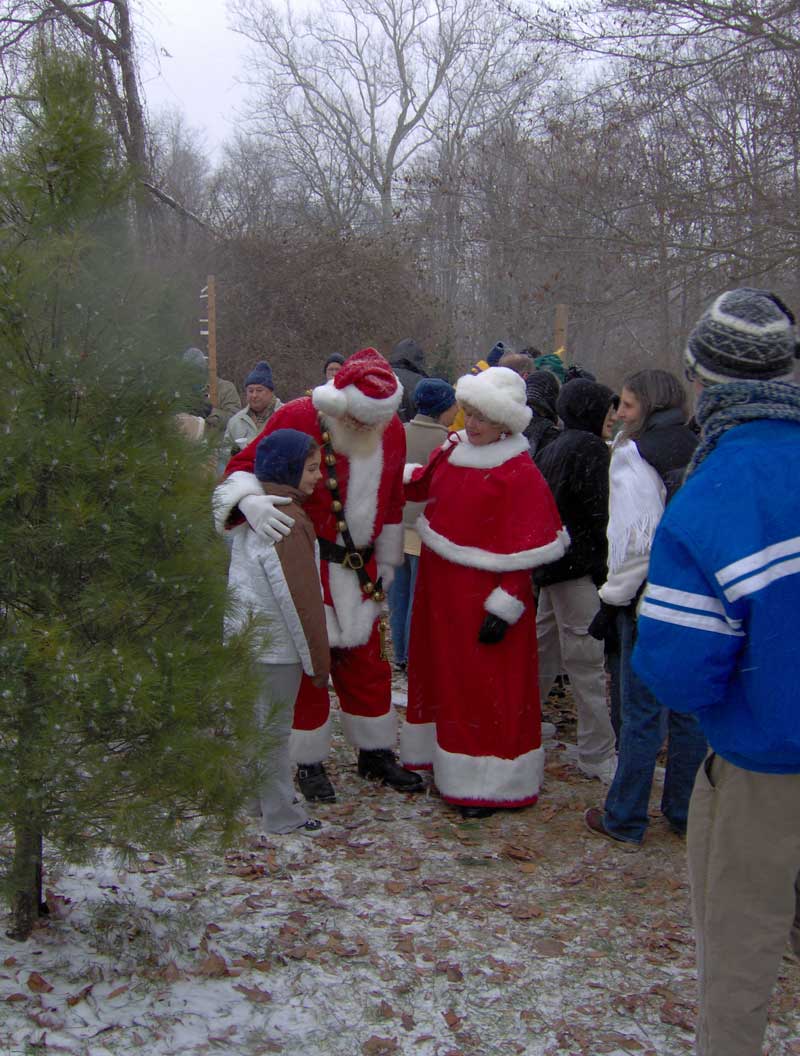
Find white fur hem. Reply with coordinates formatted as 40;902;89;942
434;743;544;804
417;514;569;572
403;462;423;483
374;522;403;567
289;717;332;765
340;708;398;751
212;471;263;534
484;587;526;624
399;721;436;767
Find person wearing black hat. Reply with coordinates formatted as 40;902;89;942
324;353;345;382
631;288;800;1056
534;379;619;784
182;347;241;433
388;338;428;423
523;370;561;458
223;361;283;461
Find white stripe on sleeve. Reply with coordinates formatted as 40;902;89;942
639;600;745;637
645;583;741;629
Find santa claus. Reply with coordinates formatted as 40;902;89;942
214;348;423;801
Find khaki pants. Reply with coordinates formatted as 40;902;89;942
687;753;800;1056
536;576;616;766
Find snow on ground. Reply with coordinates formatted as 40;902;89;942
2;691;799;1056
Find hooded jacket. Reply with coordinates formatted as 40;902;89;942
389;338;428;423
225;482;330;680
533;379;614;587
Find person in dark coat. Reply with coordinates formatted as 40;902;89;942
534;379;619;783
524;369;561;457
389;338;428;422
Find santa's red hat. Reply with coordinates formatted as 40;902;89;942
312;347;402;424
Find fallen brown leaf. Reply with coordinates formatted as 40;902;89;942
234;983;273;1004
26;972;53;994
197;952;229;978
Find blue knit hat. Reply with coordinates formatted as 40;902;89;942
414;378;456;418
254;429;316;488
244;360;274;390
487;341;507;367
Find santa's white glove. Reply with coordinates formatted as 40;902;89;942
239;493;294;542
377;562;396;593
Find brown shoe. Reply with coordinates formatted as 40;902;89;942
584;807;640;846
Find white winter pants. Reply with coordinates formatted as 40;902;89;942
255;662;309;834
536;576;616;766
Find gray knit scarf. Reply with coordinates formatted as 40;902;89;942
687;379;800;476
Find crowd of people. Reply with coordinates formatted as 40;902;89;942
199;288;798;1056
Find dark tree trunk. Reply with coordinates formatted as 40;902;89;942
7;820;43;941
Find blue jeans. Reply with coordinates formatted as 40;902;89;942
388;554;418;666
603;606;707;843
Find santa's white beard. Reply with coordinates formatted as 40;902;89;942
325;415;387;458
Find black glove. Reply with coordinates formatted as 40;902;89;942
478;614;508;645
587;602;619;643
199;399;213;420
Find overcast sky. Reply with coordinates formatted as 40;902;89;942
139;0;251;158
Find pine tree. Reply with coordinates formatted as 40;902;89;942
0;51;262;940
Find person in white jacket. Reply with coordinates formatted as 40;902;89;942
584;369;706;845
225;429;330;835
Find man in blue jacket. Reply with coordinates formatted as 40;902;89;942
633;288;800;1056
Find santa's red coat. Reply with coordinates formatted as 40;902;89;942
400;431;568;807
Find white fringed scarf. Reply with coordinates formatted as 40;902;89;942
606;438;666;574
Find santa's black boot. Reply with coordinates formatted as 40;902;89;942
357;749;424;792
296;762;336;802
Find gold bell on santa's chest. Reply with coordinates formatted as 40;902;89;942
321;432;331;444
331;500;343;513
336;519;347;532
363;581;374;595
325;453;337;466
326;477;338;490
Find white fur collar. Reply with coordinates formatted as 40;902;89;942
445;431;528;469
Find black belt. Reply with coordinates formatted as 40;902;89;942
318;538;374;571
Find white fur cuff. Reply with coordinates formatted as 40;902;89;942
403;462;423;483
289;717;333;765
340;708;399;751
212;471;263;534
374;522;404;567
484;586;526;624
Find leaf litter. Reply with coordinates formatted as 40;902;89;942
1;684;798;1056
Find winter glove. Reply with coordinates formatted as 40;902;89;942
478;614;508;645
239;493;295;543
376;562;396;593
199;400;213;420
587;602;619;643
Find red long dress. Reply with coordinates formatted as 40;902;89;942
400;432;567;808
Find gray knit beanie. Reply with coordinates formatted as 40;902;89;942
685;288;797;384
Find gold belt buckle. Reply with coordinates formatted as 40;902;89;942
342;550;364;571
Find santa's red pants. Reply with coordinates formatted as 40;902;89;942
290;621;397;763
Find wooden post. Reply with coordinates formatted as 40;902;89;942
201;276;220;407
554;303;568;360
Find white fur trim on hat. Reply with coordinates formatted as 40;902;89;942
455;367;532;434
312;380;349;418
312;379;402;423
